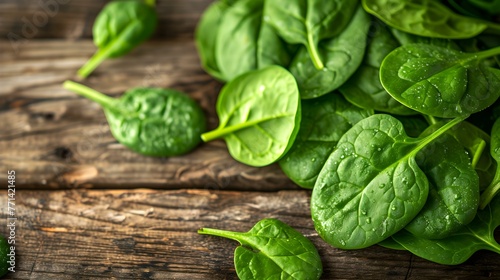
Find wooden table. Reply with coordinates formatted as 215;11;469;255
1;1;499;279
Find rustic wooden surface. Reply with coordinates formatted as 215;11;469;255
0;0;499;279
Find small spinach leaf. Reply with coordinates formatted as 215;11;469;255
380;44;500;118
201;66;301;167
280;93;372;189
405;134;480;239
63;81;205;157
77;0;157;78
311;114;465;249
265;0;358;70
480;118;500;209
289;5;370;99
362;0;499;39
198;218;323;280
391;195;500;265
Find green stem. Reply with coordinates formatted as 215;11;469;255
471;139;486;169
77;48;111;79
412;116;467;156
475;45;500;60
63;80;118;110
198;227;243;242
306;34;324;70
144;0;156;7
479;168;500;209
201;115;290;142
424;115;438;125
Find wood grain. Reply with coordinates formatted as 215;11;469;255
0;0;212;40
0;39;297;190
1;189;498;279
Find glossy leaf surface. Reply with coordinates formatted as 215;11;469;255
280;93;372;189
311;114;464;249
380;44;500;118
201;66;301;167
199;219;323;280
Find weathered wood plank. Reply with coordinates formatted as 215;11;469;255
1;189;498;279
0;0;212;40
0;39;296;190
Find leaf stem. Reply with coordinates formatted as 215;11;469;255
479;169;500;209
77;47;111;79
412;116;467;156
198;227;243;242
201;115;289;142
471;139;486;169
63;80;118;110
306;34;324;70
474;46;500;60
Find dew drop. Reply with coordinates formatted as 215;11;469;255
366;218;371;224
340;240;346;246
311;158;316;162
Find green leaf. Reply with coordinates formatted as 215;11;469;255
195;1;228;81
391;195;500;265
63;81;205;157
362;0;498;39
340;22;415;115
265;0;359;70
405;134;480;239
280;93;372;189
201;66;301;167
380;44;500;118
198;218;323;280
215;0;292;81
480;118;500;209
289;5;370;99
78;0;157;78
311;114;465;249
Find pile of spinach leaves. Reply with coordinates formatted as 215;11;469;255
196;0;500;270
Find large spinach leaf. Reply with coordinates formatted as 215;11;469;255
311;114;465;249
405;134;479;239
63;81;206;157
362;0;500;39
391;195;500;265
201;66;301;167
265;0;358;70
198;218;323;280
77;0;157;78
380;44;500;118
480;118;500;209
280;93;372;189
289;5;370;99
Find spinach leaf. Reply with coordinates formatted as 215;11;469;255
393;115;429;138
63;81;205;157
201;66;301;167
405;134;479;239
280;93;372;189
195;1;228;81
446;121;496;190
340;22;415;115
391;195;500;265
198;218;323;280
265;0;358;70
380;44;500;118
215;0;292;81
289;5;370;99
77;0;157;78
480;118;500;209
311;114;465;249
362;0;500;39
